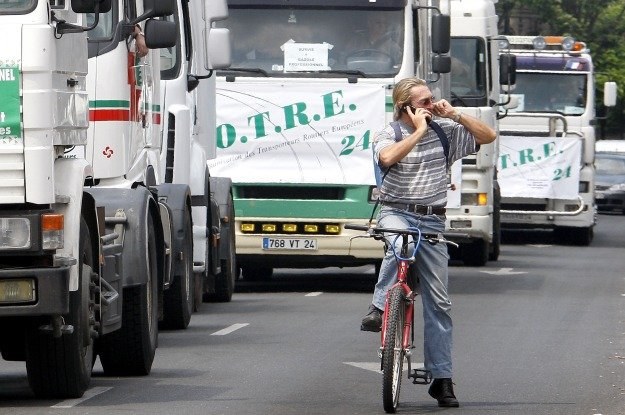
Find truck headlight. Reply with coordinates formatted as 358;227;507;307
460;193;488;206
41;214;64;250
0;218;31;249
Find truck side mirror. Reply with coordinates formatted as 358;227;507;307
203;0;230;71
431;14;450;54
144;19;177;49
142;0;175;19
499;53;516;86
206;28;231;70
604;81;617;107
71;0;111;13
432;55;451;74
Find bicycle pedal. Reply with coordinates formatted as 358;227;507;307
408;369;432;385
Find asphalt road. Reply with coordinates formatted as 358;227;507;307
1;213;624;415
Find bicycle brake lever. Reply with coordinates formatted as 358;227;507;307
440;238;459;248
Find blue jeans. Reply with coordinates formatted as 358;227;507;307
372;206;452;379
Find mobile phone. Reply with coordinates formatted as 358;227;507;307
404;105;431;123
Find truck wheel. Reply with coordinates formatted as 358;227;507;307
241;266;273;281
99;212;159;375
461;239;489;267
193;272;203;312
489;192;501;261
555;226;593;246
26;217;96;398
161;208;193;329
204;201;237;302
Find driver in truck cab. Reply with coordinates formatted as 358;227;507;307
344;13;402;66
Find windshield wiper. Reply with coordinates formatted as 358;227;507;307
319;69;367;78
219;67;269;77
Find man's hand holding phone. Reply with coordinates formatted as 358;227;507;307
404;105;432;128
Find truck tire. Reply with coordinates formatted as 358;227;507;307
489;189;501;261
161;208;193;329
241;266;273;281
204;200;237;302
193;272;203;312
26;217;96;398
555;225;593;246
99;212;159;375
461;239;489;267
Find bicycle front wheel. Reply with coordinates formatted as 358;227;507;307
382;286;406;413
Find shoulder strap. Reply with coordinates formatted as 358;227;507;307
373;121;402;187
390;121;402;142
428;120;450;161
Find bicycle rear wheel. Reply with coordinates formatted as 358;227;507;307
382;286;406;413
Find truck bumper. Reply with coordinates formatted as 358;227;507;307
235;230;384;268
0;266;70;316
445;213;492;242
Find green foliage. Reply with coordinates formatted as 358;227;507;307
496;0;625;137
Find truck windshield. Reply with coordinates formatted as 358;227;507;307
450;38;487;100
0;0;35;13
509;72;587;115
217;7;404;77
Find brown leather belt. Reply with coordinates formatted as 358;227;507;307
382;201;446;215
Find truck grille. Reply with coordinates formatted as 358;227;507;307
0;143;25;203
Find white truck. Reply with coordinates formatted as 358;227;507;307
497;35;617;245
156;0;237;307
0;0;234;398
211;0;453;280
444;0;502;265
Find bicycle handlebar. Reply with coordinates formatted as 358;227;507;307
344;223;465;247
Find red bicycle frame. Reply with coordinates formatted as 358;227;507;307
381;258;416;350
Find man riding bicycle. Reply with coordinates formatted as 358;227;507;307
361;77;496;408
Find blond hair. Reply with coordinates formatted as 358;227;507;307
392;77;428;120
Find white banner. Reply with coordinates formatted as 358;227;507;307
212;81;385;185
498;136;582;199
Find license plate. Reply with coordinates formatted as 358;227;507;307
502;213;531;220
262;237;317;250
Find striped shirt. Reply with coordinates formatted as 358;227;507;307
373;119;478;206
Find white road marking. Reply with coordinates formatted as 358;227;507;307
51;386;112;408
211;323;249;335
305;292;323;297
344;362;381;373
480;267;527;276
344;361;426;373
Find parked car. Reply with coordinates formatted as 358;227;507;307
595;152;625;214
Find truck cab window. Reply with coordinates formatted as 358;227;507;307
450;38;486;99
85;10;114;40
0;0;35;13
216;7;404;77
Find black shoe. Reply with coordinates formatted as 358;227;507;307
428;378;459;408
360;304;382;332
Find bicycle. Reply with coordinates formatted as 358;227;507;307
345;223;459;413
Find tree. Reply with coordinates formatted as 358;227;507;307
496;0;625;138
